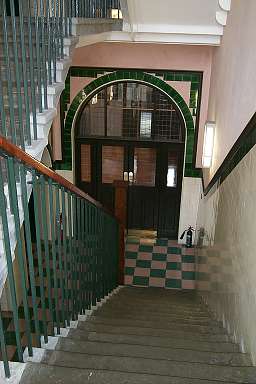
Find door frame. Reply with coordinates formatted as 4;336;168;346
75;137;185;238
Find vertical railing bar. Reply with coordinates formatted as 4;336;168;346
95;208;100;301
7;157;34;353
64;0;68;37
0;163;23;362
103;213;107;296
9;0;25;149
92;206;96;305
73;195;79;316
0;306;10;378
27;0;38;140
61;187;70;325
31;170;48;343
52;0;57;82
40;0;48;110
84;201;90;309
20;166;43;345
81;199;86;313
55;0;60;60
104;0;107;18
18;0;32;146
72;0;75;18
90;204;94;306
39;175;54;335
55;184;66;325
60;0;64;58
87;203;92;307
99;211;104;299
34;0;43;113
77;198;82;313
2;3;18;145
72;195;79;316
67;192;75;319
0;74;7;137
48;179;61;333
46;0;53;85
68;0;72;36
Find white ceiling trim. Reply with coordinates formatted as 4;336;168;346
118;0;232;46
77;31;221;48
130;24;224;36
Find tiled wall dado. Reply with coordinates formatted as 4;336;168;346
196;144;256;363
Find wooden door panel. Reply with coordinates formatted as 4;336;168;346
158;190;180;238
128;187;158;230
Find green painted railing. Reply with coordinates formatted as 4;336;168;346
0;0;121;149
0;136;120;378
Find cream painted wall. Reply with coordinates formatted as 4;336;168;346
178;177;201;245
206;0;256;184
196;143;256;363
72;42;213;167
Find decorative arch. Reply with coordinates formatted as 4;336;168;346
61;70;197;176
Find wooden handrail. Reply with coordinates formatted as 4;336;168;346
0;136;116;219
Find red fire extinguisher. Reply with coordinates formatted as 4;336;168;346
180;226;194;248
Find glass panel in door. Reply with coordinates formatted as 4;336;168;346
80;144;91;182
133;147;156;187
102;145;124;184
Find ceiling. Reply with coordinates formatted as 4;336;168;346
119;0;232;45
77;0;232;47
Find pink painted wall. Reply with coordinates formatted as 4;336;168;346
72;42;213;167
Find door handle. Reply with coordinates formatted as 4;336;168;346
129;172;134;184
123;171;128;181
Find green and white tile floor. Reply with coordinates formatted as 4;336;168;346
125;237;195;290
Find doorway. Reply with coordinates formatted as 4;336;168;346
75;81;185;239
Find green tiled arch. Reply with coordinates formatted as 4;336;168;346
62;70;198;176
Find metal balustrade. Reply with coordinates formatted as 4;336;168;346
0;136;121;378
0;0;121;149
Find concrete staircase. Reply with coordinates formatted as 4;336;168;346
20;287;256;383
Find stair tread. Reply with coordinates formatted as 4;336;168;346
77;321;230;342
88;315;224;333
56;337;251;366
20;362;241;384
40;349;256;383
93;310;217;324
68;328;239;352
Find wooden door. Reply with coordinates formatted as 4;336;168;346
76;139;184;238
128;142;184;239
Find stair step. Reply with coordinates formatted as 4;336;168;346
77;322;230;342
87;315;226;335
39;349;256;383
102;302;209;316
68;328;240;352
92;306;212;323
93;308;217;325
56;337;251;366
20;362;241;384
96;305;211;319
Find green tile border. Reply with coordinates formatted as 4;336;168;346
57;68;202;177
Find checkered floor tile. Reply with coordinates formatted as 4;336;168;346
125;238;195;290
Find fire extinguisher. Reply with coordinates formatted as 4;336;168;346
180;226;194;248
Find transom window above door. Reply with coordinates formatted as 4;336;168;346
77;82;185;143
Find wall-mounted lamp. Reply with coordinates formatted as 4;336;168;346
202;121;215;168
